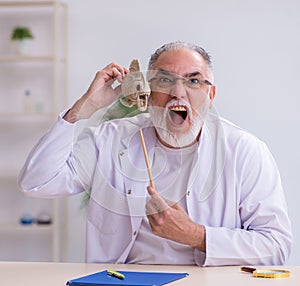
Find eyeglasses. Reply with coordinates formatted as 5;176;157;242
149;71;212;91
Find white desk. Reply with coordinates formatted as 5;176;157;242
0;262;297;285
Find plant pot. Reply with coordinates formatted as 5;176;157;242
12;39;33;56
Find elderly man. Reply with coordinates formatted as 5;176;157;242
18;41;292;266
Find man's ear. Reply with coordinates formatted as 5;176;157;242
209;85;216;108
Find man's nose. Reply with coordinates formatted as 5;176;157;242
170;79;186;99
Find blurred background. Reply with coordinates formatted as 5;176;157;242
0;0;299;265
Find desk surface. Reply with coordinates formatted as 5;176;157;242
0;262;297;285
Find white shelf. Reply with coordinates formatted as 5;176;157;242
0;55;65;63
0;223;53;233
0;1;67;8
0;0;68;262
0;112;55;120
0;169;18;179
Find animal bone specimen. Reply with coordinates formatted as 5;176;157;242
120;59;151;111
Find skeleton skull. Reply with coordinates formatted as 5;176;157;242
120;59;151;111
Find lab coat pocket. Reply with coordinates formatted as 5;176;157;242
87;199;120;234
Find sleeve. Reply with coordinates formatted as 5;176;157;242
200;138;293;266
18;112;96;198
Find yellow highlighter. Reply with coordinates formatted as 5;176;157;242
107;269;125;280
240;266;290;278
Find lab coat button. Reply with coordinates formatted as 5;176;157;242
133;231;137;236
187;191;190;196
127;189;132;195
119;151;124;156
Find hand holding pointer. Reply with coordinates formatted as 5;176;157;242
146;186;206;252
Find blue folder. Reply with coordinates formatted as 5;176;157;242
66;269;189;286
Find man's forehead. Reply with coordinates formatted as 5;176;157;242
155;69;205;78
151;49;209;77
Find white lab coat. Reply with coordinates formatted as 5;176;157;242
18;112;292;266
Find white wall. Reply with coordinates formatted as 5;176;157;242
64;0;300;264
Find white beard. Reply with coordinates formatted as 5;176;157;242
148;97;210;148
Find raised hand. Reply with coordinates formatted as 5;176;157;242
64;62;129;123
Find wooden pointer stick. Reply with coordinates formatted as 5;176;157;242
139;128;155;189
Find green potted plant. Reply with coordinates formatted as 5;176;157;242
10;26;34;55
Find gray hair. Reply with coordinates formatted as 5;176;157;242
148;41;213;72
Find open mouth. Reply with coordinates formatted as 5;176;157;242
168;105;188;125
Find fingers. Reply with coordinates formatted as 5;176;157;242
101;62;129;83
67;62;129;122
85;62;129;98
146;186;170;215
147;185;157;196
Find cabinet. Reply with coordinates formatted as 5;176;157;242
0;1;68;262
